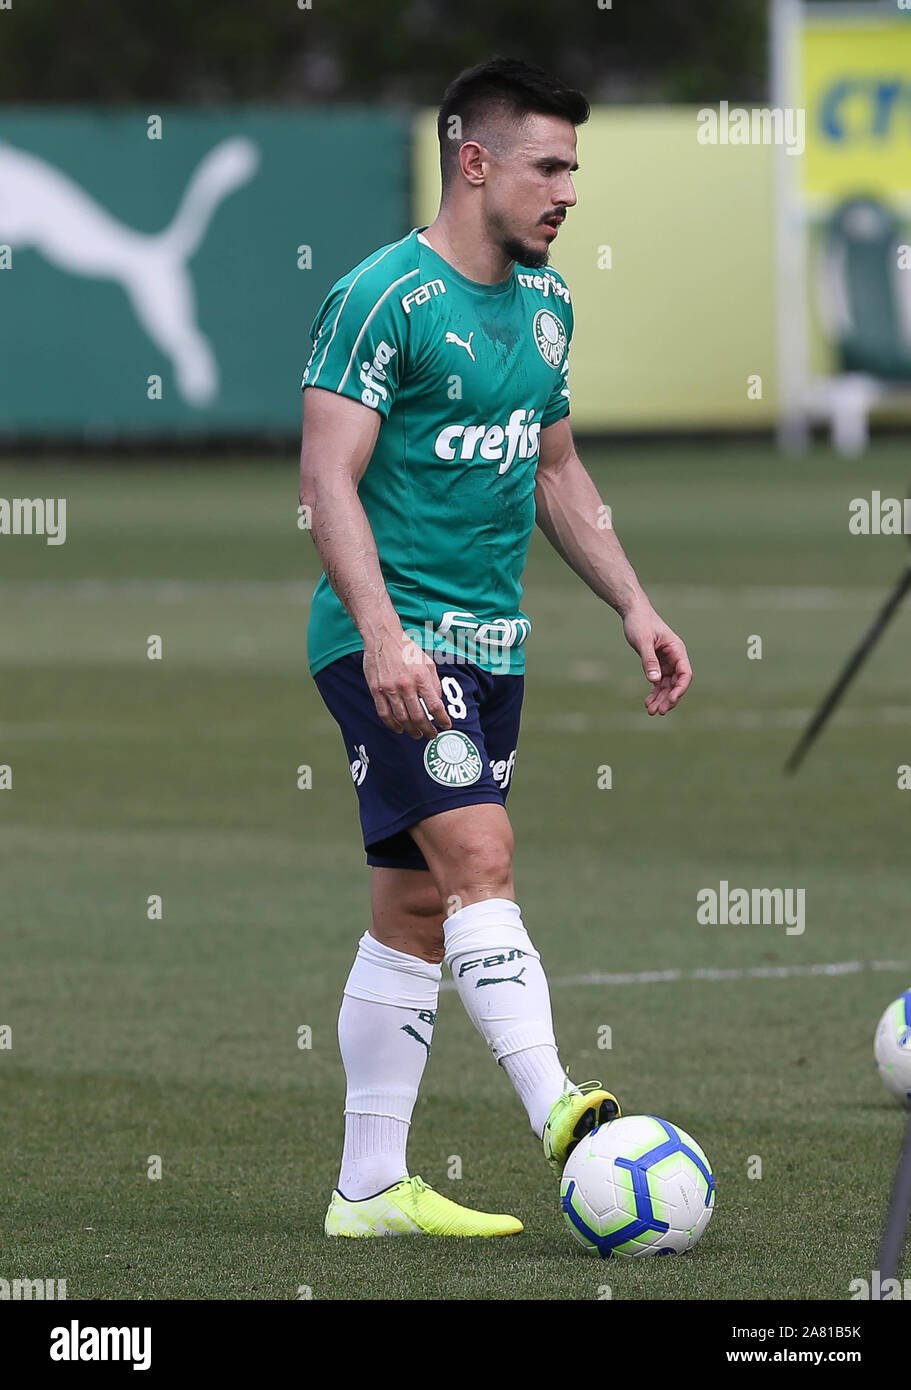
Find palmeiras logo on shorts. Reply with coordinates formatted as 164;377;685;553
532;309;567;368
423;731;483;787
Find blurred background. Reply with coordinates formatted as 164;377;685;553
2;0;911;1302
3;0;908;446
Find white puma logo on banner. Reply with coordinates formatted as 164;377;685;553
0;137;260;405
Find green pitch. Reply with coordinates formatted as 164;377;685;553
2;441;910;1300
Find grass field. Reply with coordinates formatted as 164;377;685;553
2;440;911;1302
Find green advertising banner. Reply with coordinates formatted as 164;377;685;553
0;109;409;436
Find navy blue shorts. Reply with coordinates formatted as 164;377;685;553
313;651;524;871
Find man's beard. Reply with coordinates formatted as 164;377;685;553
501;233;550;271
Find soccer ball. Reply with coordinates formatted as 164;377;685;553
560;1114;715;1257
874;990;911;1107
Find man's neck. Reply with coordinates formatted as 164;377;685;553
421;213;514;286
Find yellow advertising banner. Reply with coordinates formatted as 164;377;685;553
802;15;911;200
413;109;775;429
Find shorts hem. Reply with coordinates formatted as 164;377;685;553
365;850;429;870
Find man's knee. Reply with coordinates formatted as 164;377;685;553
409;805;515;907
461;835;513;893
436;833;514;908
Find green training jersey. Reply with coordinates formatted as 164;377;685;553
302;226;573;677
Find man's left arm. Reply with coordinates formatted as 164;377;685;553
534;416;692;716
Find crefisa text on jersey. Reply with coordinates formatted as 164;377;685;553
516;271;570;302
433;408;542;474
358;341;397;409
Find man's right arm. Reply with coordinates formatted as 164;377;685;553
299;385;451;739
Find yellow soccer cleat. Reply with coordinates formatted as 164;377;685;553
543;1078;621;1178
324;1175;523;1238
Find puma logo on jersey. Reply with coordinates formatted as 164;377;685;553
401;278;446;313
445;330;475;361
433;408;540;475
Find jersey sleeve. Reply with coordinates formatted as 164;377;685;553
541;298;574;429
301;269;410;420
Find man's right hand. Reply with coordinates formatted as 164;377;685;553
363;630;453;739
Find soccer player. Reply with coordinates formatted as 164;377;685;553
299;57;692;1238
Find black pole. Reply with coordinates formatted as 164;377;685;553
785;483;911;775
784;561;911;774
876;1111;911;1282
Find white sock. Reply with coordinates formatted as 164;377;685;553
501;1045;572;1138
336;932;441;1201
444;898;569;1137
338;1109;410;1203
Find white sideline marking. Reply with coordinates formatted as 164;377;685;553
439;958;909;992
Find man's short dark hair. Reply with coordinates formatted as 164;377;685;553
437;57;589;188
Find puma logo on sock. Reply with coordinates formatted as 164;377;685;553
476;966;527;988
